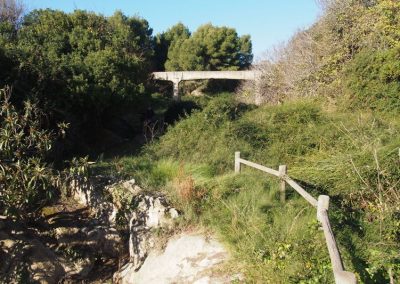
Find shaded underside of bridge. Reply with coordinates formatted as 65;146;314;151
152;71;261;102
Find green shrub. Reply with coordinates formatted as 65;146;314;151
0;87;88;218
345;47;400;111
0;87;61;216
1;9;155;155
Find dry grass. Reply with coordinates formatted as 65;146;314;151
172;164;207;205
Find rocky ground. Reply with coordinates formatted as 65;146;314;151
117;233;241;284
0;200;126;283
0;177;237;284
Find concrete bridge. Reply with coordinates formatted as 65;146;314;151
152;71;260;101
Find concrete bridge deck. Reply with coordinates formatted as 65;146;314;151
152;71;260;100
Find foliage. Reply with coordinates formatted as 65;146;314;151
163;23;253;71
101;94;400;282
252;0;400;106
16;9;152;111
345;46;400;111
0;44;15;84
1;8;254;153
0;9;155;154
154;22;190;71
0;87;60;217
0;87;90;218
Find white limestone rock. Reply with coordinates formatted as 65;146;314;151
116;233;237;284
127;195;179;271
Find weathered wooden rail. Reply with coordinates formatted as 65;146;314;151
234;152;357;284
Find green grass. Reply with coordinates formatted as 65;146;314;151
95;94;400;283
104;156;334;282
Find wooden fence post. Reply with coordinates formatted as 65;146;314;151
279;165;287;203
235;152;241;173
317;195;357;284
317;195;330;222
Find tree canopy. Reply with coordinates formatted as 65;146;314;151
158;23;253;71
0;8;156;154
0;8;254;154
16;9;153;109
154;22;190;70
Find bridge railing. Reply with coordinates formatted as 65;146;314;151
234;151;357;284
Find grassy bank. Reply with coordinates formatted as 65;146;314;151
96;94;399;283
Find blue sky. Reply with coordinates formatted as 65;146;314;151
26;1;321;59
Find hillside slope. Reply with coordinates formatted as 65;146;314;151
106;95;398;282
102;1;400;282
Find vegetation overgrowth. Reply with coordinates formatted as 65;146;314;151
97;0;400;282
0;0;399;283
0;86;89;218
101;94;399;283
0;4;252;157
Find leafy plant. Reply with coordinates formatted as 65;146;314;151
0;87;61;216
346;46;400;111
0;87;88;218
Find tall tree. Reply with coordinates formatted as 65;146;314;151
164;23;253;71
16;9;153;108
154;22;190;70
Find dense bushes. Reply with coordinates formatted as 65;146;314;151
149;95;252;171
0;9;155;155
151;97;327;170
0;87;91;218
346;47;400;111
16;9;153;106
252;0;400;107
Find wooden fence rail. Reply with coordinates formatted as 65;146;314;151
234;151;357;284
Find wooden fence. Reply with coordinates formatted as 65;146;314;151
234;152;357;284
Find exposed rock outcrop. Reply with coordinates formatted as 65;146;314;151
116;233;238;284
128;195;179;270
1;176;235;284
0;231;65;284
0;176;157;283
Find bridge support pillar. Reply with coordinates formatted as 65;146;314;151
172;80;180;101
254;72;263;106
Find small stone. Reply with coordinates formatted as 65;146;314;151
169;208;179;219
1;238;15;250
122;179;135;188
